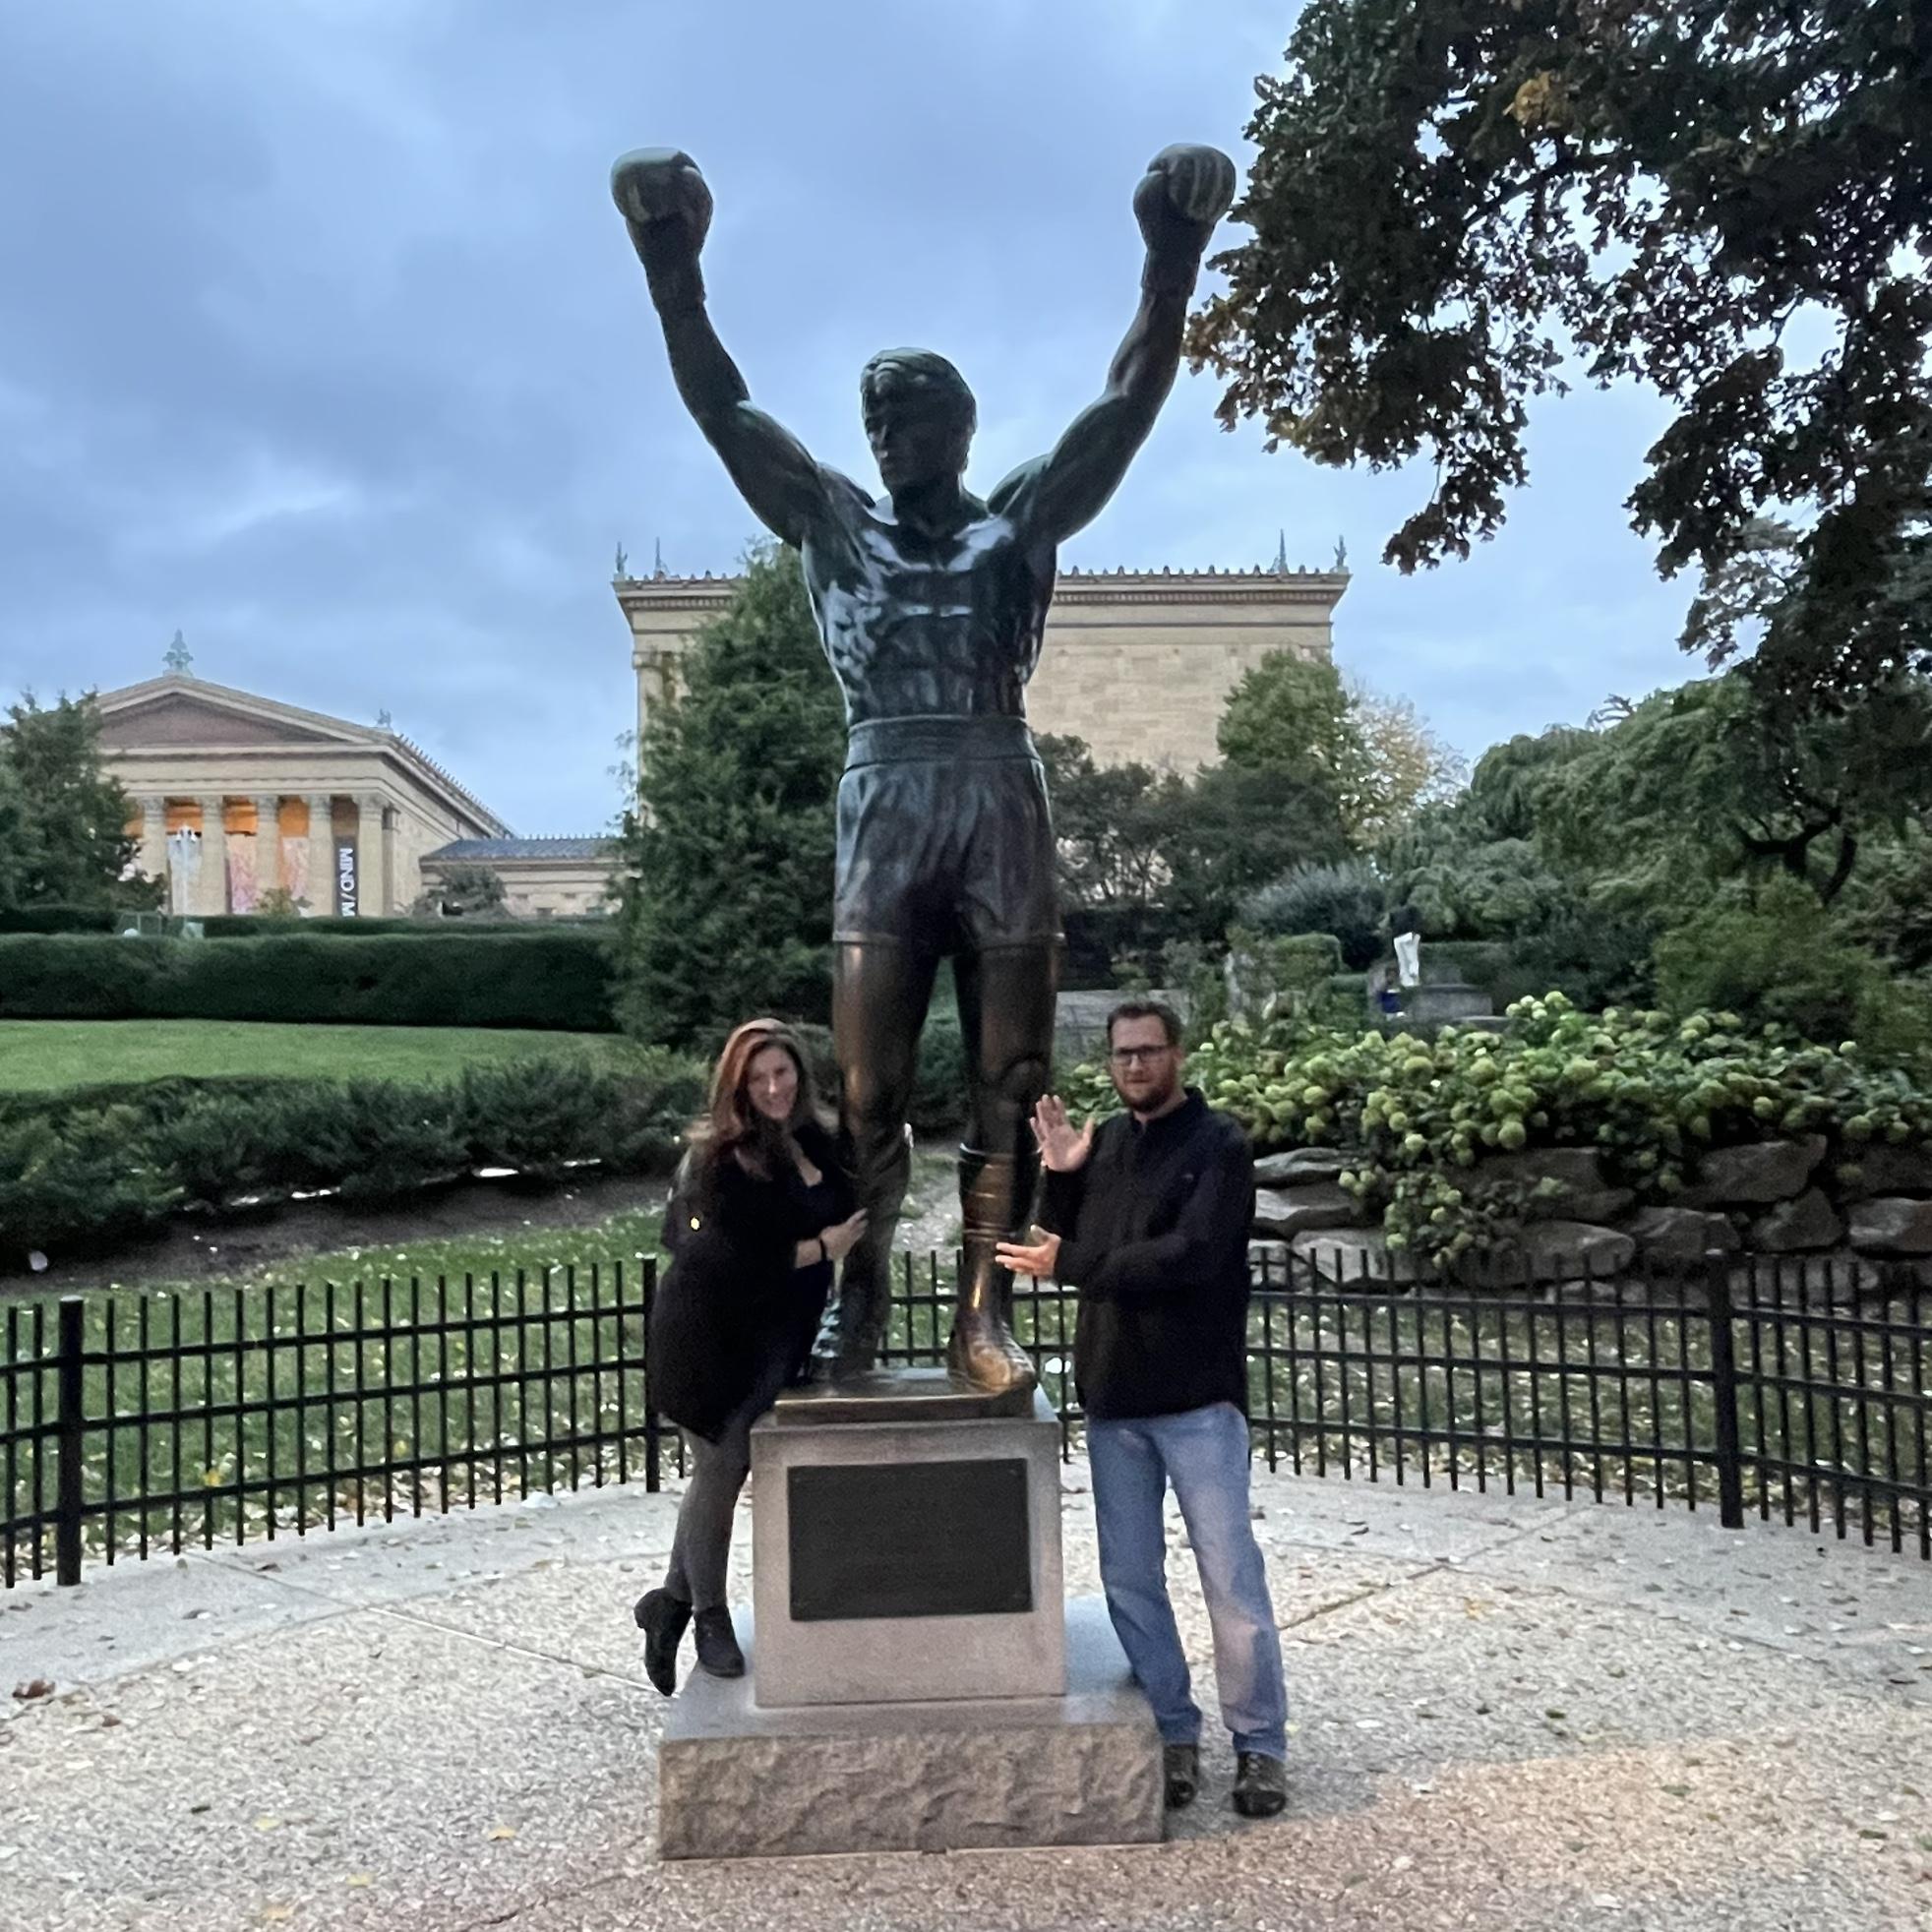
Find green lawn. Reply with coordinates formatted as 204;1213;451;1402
0;1020;645;1093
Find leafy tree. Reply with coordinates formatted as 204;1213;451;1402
1190;0;1932;712
1349;683;1468;845
1377;725;1599;936
254;886;307;921
1035;734;1188;912
413;863;509;920
1459;727;1598;844
1160;762;1352;936
1218;652;1466;846
1837;827;1932;973
1217;652;1368;831
1382;821;1576;940
1537;673;1932;914
0;693;154;912
611;545;844;1044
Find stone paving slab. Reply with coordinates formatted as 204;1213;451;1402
1;1471;1928;1932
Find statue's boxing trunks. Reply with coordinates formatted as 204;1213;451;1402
831;714;1059;954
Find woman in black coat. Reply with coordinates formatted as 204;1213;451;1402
634;1019;864;1691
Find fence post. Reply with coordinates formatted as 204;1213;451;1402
55;1296;87;1587
1702;1249;1746;1531
641;1259;660;1494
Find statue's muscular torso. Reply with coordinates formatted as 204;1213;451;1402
802;470;1057;726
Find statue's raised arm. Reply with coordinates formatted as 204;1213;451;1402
991;145;1237;546
612;150;831;549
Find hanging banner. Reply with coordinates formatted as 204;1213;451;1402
336;839;358;917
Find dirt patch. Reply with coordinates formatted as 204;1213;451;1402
0;1169;674;1298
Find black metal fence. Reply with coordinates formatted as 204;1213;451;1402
4;1250;1928;1588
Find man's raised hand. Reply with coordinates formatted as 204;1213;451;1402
611;149;714;262
1132;144;1237;260
1030;1095;1095;1175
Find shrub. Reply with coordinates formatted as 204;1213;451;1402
594;1049;710;1172
1224;930;1347;1023
1241;862;1387;970
0;931;618;1030
910;1007;969;1135
458;1058;626;1181
1487;911;1657;1011
1653;886;1914;1054
0;904;119;936
0;1106;176;1260
148;1092;307;1210
0;1053;708;1260
1061;906;1198;992
1060;991;1932;1268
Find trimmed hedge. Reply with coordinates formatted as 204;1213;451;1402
0;905;121;935
0;1052;707;1263
0;932;618;1031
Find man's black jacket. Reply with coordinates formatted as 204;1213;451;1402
1041;1088;1254;1421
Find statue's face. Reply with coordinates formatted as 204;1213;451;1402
864;394;970;495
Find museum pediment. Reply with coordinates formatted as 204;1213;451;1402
95;681;368;753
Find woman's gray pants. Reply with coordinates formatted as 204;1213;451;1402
662;1349;794;1612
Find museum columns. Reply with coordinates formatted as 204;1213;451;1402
252;796;282;898
357;794;390;916
306;794;336;916
137;798;167;888
192;795;227;917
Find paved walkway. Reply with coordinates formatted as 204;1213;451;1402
2;1469;1928;1932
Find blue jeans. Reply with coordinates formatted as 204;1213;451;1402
1087;1401;1288;1760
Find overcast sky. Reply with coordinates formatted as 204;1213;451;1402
0;0;1699;835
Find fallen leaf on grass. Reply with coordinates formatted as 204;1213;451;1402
486;1826;517;1841
254;1817;282;1833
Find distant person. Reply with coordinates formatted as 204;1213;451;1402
633;1020;866;1691
997;1000;1290;1820
1390;904;1423;991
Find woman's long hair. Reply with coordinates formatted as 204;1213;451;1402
683;1018;832;1190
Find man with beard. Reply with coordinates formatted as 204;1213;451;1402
998;998;1289;1818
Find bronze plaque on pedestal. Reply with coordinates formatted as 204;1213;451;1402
787;1459;1032;1621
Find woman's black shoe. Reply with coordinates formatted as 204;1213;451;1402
1163;1742;1200;1810
693;1606;746;1678
633;1588;692;1696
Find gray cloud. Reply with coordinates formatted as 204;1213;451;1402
1;0;1699;831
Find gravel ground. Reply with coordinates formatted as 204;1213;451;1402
2;1471;1928;1932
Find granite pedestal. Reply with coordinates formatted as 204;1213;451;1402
655;1368;1163;1860
657;1596;1163;1859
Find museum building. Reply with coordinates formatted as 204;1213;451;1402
92;672;611;920
92;555;1346;920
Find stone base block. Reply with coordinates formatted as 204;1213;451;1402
750;1386;1065;1707
657;1597;1163;1860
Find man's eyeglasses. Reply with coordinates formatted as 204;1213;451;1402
1109;1045;1173;1067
